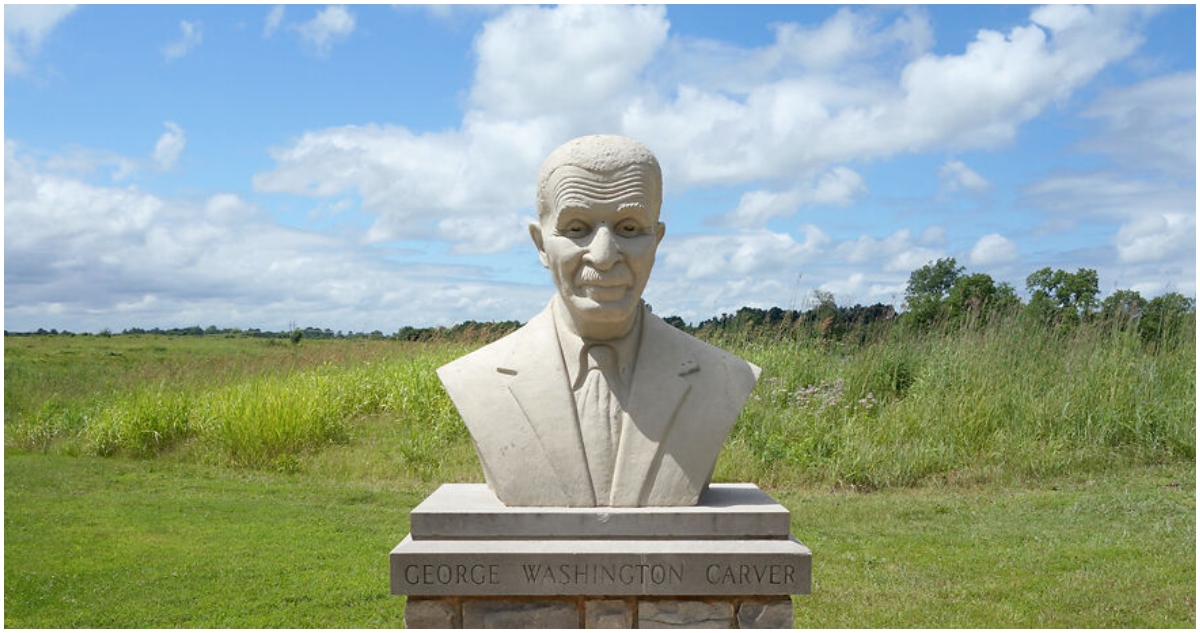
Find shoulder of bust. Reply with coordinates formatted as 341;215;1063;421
642;312;762;390
436;307;554;385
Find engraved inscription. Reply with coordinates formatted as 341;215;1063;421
521;563;684;586
705;563;795;586
404;563;500;586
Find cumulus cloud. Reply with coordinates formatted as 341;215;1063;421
437;213;529;255
938;160;990;195
5;142;546;332
627;5;1152;185
834;228;943;273
969;233;1019;266
5;4;77;74
254;6;671;243
162;20;202;62
252;4;1154;258
722;167;865;228
153;122;186;170
1113;213;1195;264
470;4;667;120
263;5;285;38
659;227;829;280
295;5;355;57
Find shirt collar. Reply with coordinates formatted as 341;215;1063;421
552;297;643;392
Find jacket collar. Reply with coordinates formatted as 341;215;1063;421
497;301;695;507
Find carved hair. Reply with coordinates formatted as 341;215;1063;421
536;135;662;220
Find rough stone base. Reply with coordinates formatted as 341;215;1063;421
404;596;793;629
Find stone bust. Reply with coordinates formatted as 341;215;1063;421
437;135;760;507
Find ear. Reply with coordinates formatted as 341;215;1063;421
529;222;550;268
654;221;666;245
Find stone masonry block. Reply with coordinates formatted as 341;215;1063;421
639;599;733;628
462;599;579;628
405;597;460;629
584;599;634;628
736;598;793;629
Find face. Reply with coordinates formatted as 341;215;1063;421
531;165;665;339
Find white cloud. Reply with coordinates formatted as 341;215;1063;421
938;160;990;195
42;145;138;182
5;144;161;254
1024;171;1194;225
1113;213;1195;264
722;167;866;228
811;167;868;206
725;190;804;228
625;5;1151;186
470;4;667;120
5;4;77;74
437;213;529;255
969;233;1019;266
5;142;547;332
294;5;355;57
242;5;1188;326
253;4;1154;256
253;5;673;245
153;122;186;171
263;5;285;38
769;7;934;71
659;227;829;280
162;20;202;62
834;228;942;273
1080;72;1195;180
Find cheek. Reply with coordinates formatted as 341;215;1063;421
621;237;659;266
545;237;585;271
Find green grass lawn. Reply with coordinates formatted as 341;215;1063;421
5;327;1194;627
5;453;1193;628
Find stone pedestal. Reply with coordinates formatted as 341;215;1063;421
391;483;811;628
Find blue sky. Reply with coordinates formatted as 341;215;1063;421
5;4;1196;333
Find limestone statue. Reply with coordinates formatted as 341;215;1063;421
437;135;760;507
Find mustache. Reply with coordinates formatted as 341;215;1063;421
576;265;633;286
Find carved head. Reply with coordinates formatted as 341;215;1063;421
531;135;666;340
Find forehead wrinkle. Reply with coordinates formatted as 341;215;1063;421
551;175;656;215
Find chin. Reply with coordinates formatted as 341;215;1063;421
566;294;638;325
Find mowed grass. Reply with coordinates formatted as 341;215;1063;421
5;454;1192;628
4;318;1196;627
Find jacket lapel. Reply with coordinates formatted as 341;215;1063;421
609;315;692;506
499;306;597;506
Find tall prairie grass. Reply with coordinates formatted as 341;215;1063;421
6;314;1194;488
714;314;1195;489
6;337;470;473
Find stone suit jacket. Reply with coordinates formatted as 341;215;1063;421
436;302;761;507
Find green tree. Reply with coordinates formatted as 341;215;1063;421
1141;292;1196;348
946;273;1020;322
1099;289;1145;331
1025;267;1100;324
904;257;963;326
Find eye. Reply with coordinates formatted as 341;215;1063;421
615;219;644;237
560;220;591;238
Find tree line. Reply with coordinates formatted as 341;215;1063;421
897;258;1194;347
6;259;1193;346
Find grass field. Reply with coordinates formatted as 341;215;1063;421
4;318;1196;627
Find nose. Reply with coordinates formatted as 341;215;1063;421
583;224;622;271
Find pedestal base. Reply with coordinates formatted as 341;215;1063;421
391;484;811;629
405;596;795;629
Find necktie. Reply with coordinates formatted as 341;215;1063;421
576;344;623;503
